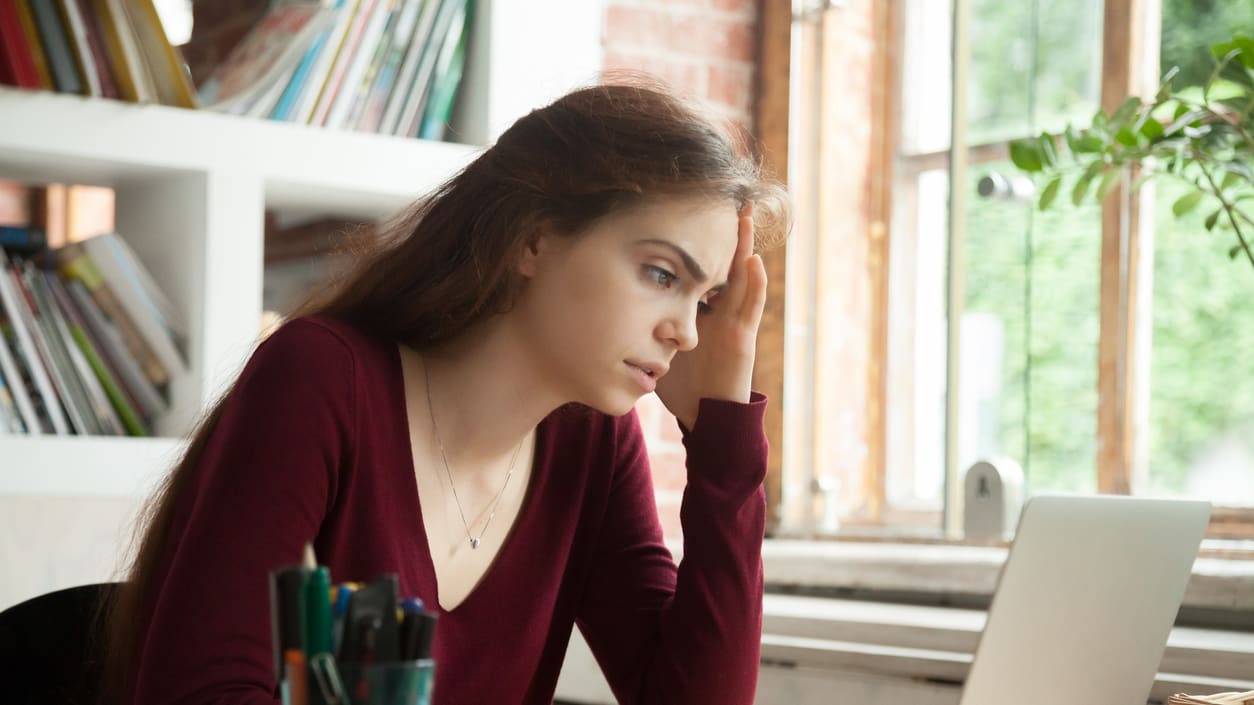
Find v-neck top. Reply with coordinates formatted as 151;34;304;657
130;316;768;705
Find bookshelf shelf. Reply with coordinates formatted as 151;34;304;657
0;88;481;218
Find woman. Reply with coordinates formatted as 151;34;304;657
106;80;790;704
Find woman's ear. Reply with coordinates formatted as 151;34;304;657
517;230;557;279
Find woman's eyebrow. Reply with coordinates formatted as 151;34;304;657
636;238;727;291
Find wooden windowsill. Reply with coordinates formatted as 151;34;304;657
761;539;1254;614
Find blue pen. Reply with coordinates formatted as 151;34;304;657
331;583;356;656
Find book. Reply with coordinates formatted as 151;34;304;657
119;0;196;108
91;0;157;103
198;0;334;116
339;0;403;129
394;0;462;138
24;260;121;434
354;0;422;132
377;0;438;135
15;259;97;433
291;0;362;124
78;233;185;373
310;0;378;126
15;0;55;89
0;3;44;90
0;297;39;434
0;365;25;434
64;277;167;420
28;0;84;95
0;225;48;254
0;250;70;434
55;0;103;97
1169;692;1254;704
71;0;121;99
82;232;188;358
45;270;145;435
416;0;470;140
56;242;170;389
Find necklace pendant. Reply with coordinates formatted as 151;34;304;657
470;537;480;549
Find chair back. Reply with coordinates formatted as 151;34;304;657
0;582;119;705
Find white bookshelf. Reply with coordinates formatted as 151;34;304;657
0;0;605;498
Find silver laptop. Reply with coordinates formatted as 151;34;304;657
960;494;1211;705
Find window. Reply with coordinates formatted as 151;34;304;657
776;0;1254;540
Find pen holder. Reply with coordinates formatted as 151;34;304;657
339;659;436;705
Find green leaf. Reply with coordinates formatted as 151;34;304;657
1038;175;1062;210
1222;171;1242;191
1172;191;1204;217
1230;244;1243;259
1096;168;1122;201
1009;139;1044;172
1232;36;1254;68
1163;109;1208;137
1072;172;1095;205
1115;126;1140;146
1139;117;1164;140
1111;97;1142;125
1037;132;1058;168
1205;208;1222;231
1074;135;1105;153
1212;41;1237;62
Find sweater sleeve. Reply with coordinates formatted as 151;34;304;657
131;320;356;705
575;393;768;705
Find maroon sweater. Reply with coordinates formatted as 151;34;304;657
131;316;767;705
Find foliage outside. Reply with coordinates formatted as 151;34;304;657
1009;35;1254;271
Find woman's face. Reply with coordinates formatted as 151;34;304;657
514;195;740;415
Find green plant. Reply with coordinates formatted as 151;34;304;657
1009;35;1254;271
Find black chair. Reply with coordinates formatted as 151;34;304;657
0;582;118;705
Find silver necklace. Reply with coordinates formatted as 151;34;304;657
423;357;524;549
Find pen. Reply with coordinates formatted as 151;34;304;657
271;566;308;705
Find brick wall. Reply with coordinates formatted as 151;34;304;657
603;0;760;542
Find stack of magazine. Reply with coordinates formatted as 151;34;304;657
198;0;473;141
0;233;186;437
1169;692;1254;704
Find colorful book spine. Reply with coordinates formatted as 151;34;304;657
16;0;56;89
0;251;70;434
28;0;84;94
0;2;44;89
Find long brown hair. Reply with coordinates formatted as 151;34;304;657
101;77;790;701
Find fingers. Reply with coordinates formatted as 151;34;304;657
721;204;756;311
739;254;768;326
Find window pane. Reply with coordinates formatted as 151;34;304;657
964;164;1101;493
1147;180;1254;505
1144;0;1254;505
968;0;1103;145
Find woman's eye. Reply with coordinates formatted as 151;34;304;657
646;265;678;288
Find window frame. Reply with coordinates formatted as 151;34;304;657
757;0;1254;543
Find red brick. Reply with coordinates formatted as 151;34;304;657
711;0;756;15
655;495;685;542
603;51;704;98
604;4;673;50
706;62;753;114
670;15;754;62
648;446;688;493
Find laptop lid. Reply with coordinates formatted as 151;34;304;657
959;494;1211;705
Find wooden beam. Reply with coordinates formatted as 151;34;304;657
1097;0;1160;494
754;0;792;533
861;0;902;523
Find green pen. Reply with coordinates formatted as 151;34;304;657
304;565;334;657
